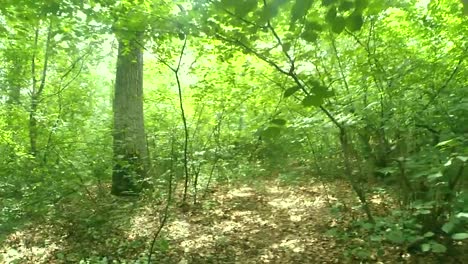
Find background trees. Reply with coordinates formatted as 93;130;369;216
0;0;467;262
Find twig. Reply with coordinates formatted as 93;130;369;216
147;137;175;263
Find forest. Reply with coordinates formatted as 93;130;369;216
0;0;467;263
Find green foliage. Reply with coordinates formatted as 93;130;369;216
302;94;324;107
284;86;300;97
1;0;467;262
291;0;314;23
345;11;363;31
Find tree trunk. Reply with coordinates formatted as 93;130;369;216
29;24;52;157
111;33;149;196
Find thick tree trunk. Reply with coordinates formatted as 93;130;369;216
111;33;149;196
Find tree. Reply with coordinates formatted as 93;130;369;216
111;32;149;195
111;4;150;195
109;0;189;195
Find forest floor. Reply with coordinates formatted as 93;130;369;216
0;179;459;263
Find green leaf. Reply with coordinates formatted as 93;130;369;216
271;119;287;126
442;222;455;233
235;0;258;17
345;12;363;32
355;0;369;12
444;159;452;167
261;126;281;139
302;95;324;107
301;30;319;42
462;0;468;15
282;42;291;52
416;209;431;215
367;0;385;15
43;2;60;14
427;171;443;180
321;0;336;6
261;5;280;21
331;16;346;34
325;7;337;24
57;253;66;260
456;212;468;219
305;20;324;31
430;242;447;253
307;79;321;88
424;232;435;238
157;238;170;252
385;229;405;244
361;222;374;230
291;0;314;23
436;139;455;148
452;233;468;240
421;243;431;252
338;1;354;12
313;85;334;98
284;86;300;98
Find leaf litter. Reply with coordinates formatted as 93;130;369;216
0;180;454;263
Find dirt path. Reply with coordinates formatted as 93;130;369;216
2;180;415;263
153;182;345;263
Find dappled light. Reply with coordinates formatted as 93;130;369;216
1;0;467;263
227;187;255;198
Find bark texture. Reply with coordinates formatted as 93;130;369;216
111;34;149;196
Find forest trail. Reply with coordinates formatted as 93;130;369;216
1;180;411;263
158;182;341;263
